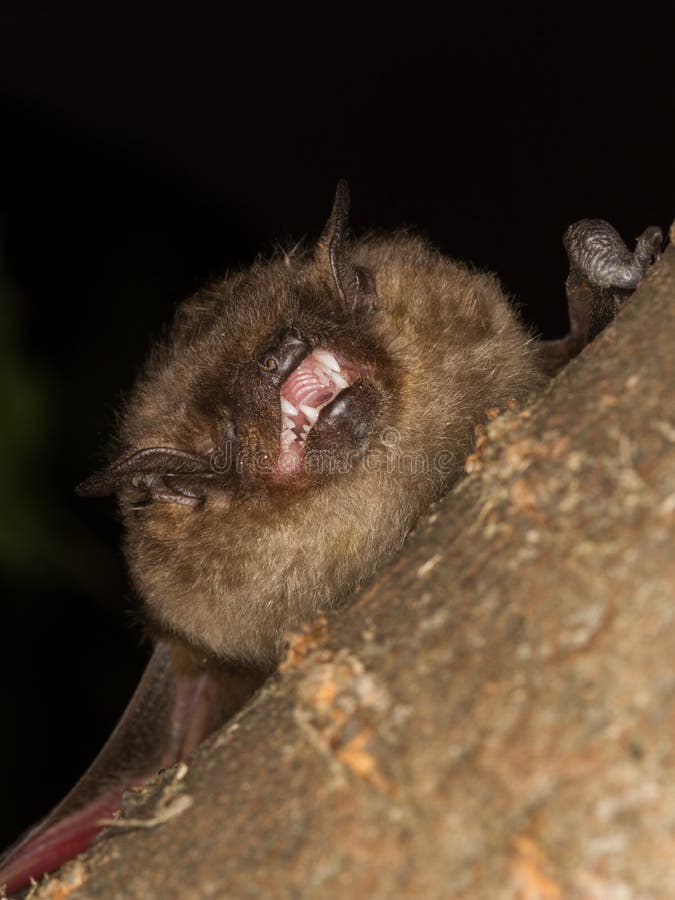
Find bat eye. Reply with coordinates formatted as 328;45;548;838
257;332;310;381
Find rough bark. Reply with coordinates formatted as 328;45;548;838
21;234;675;900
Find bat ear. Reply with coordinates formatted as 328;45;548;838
316;179;377;318
76;447;230;505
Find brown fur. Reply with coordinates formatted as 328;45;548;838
106;187;543;671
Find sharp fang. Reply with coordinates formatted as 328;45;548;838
331;372;349;391
281;397;298;416
299;404;320;424
314;350;341;372
282;415;296;431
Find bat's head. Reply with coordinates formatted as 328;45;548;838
77;182;401;667
77;181;540;667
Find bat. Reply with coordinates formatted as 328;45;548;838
0;183;661;894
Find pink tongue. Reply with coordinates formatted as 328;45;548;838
278;349;358;477
288;389;335;438
281;357;336;411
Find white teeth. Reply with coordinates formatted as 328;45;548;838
278;350;358;456
314;350;341;372
299;404;319;424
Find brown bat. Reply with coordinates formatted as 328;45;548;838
0;183;662;894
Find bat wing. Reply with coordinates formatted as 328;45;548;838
0;642;259;894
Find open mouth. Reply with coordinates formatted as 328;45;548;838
278;349;371;475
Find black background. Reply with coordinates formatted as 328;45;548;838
0;2;673;848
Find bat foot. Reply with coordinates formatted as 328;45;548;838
563;219;662;291
538;219;663;375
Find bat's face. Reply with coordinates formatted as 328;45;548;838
116;257;390;494
78;185;400;668
78;183;541;668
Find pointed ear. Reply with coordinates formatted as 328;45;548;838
316;180;377;318
76;447;230;505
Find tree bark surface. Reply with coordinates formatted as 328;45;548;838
23;235;675;900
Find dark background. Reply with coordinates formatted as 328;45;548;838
0;2;672;849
